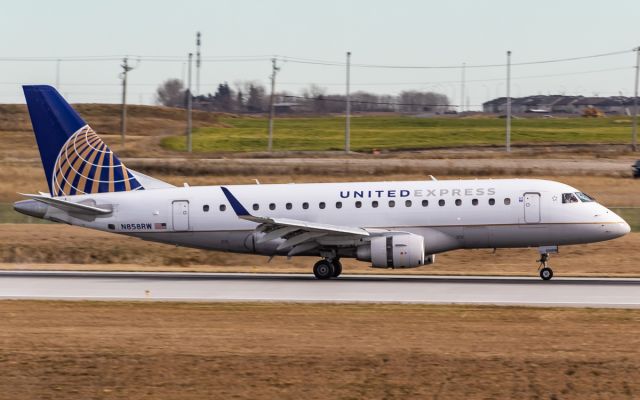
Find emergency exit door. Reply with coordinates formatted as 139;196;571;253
172;201;190;231
523;193;541;223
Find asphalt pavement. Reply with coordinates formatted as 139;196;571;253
1;271;639;308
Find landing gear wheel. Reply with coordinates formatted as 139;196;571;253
331;260;343;278
537;252;554;281
540;267;553;281
313;260;335;280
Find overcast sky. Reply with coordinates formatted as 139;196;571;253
2;0;639;109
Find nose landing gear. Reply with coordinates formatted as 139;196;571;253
537;246;558;280
536;246;559;280
538;253;553;280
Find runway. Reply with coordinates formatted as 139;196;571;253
1;271;639;308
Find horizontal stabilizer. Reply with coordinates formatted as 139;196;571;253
20;193;112;215
127;169;176;189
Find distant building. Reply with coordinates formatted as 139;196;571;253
550;96;580;114
482;97;508;113
482;95;636;115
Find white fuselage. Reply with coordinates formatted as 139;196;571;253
37;178;629;260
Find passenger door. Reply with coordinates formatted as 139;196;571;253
172;200;190;231
523;193;541;223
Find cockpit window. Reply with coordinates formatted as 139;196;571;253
575;192;595;202
562;193;579;204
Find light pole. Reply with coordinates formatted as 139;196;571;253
460;62;466;113
632;46;639;151
506;50;512;153
196;32;201;97
267;58;279;152
187;53;193;153
345;51;351;153
120;57;134;146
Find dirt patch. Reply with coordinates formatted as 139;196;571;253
0;301;638;399
1;224;637;277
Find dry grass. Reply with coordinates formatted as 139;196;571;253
1;224;637;277
1;161;638;205
0;103;222;135
0;301;639;399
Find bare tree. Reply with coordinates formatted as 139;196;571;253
398;91;449;113
155;79;186;107
246;83;266;112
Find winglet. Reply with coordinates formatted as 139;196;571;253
220;187;250;216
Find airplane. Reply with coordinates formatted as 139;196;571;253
14;85;630;280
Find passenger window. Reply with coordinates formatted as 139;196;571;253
269;203;276;210
472;199;478;206
219;204;226;212
336;201;342;209
203;205;210;212
303;202;309;210
286;203;292;210
253;203;259;211
389;200;396;208
504;198;511;205
319;202;326;209
562;193;579;203
438;199;445;206
372;201;378;208
405;200;412;207
455;199;461;206
355;201;362;208
488;198;495;206
422;200;428;207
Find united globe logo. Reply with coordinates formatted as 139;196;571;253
51;125;143;196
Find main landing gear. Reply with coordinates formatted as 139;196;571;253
313;258;342;280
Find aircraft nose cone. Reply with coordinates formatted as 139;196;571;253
606;220;631;238
620;221;631;236
601;208;631;238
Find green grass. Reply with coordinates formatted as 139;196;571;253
161;115;635;153
0;204;49;224
610;208;640;232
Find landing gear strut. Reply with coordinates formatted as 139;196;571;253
313;258;342;279
538;253;553;281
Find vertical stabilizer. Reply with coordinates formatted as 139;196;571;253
23;85;143;196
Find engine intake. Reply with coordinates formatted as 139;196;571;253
357;233;426;268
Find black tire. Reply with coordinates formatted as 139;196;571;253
540;267;553;281
331;260;343;278
313;260;334;280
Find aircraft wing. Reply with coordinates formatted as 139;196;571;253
221;187;369;255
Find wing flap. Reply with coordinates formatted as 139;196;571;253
248;216;369;237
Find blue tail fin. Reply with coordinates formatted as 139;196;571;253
23;85;143;196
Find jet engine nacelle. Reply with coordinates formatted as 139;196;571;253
357;233;425;268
